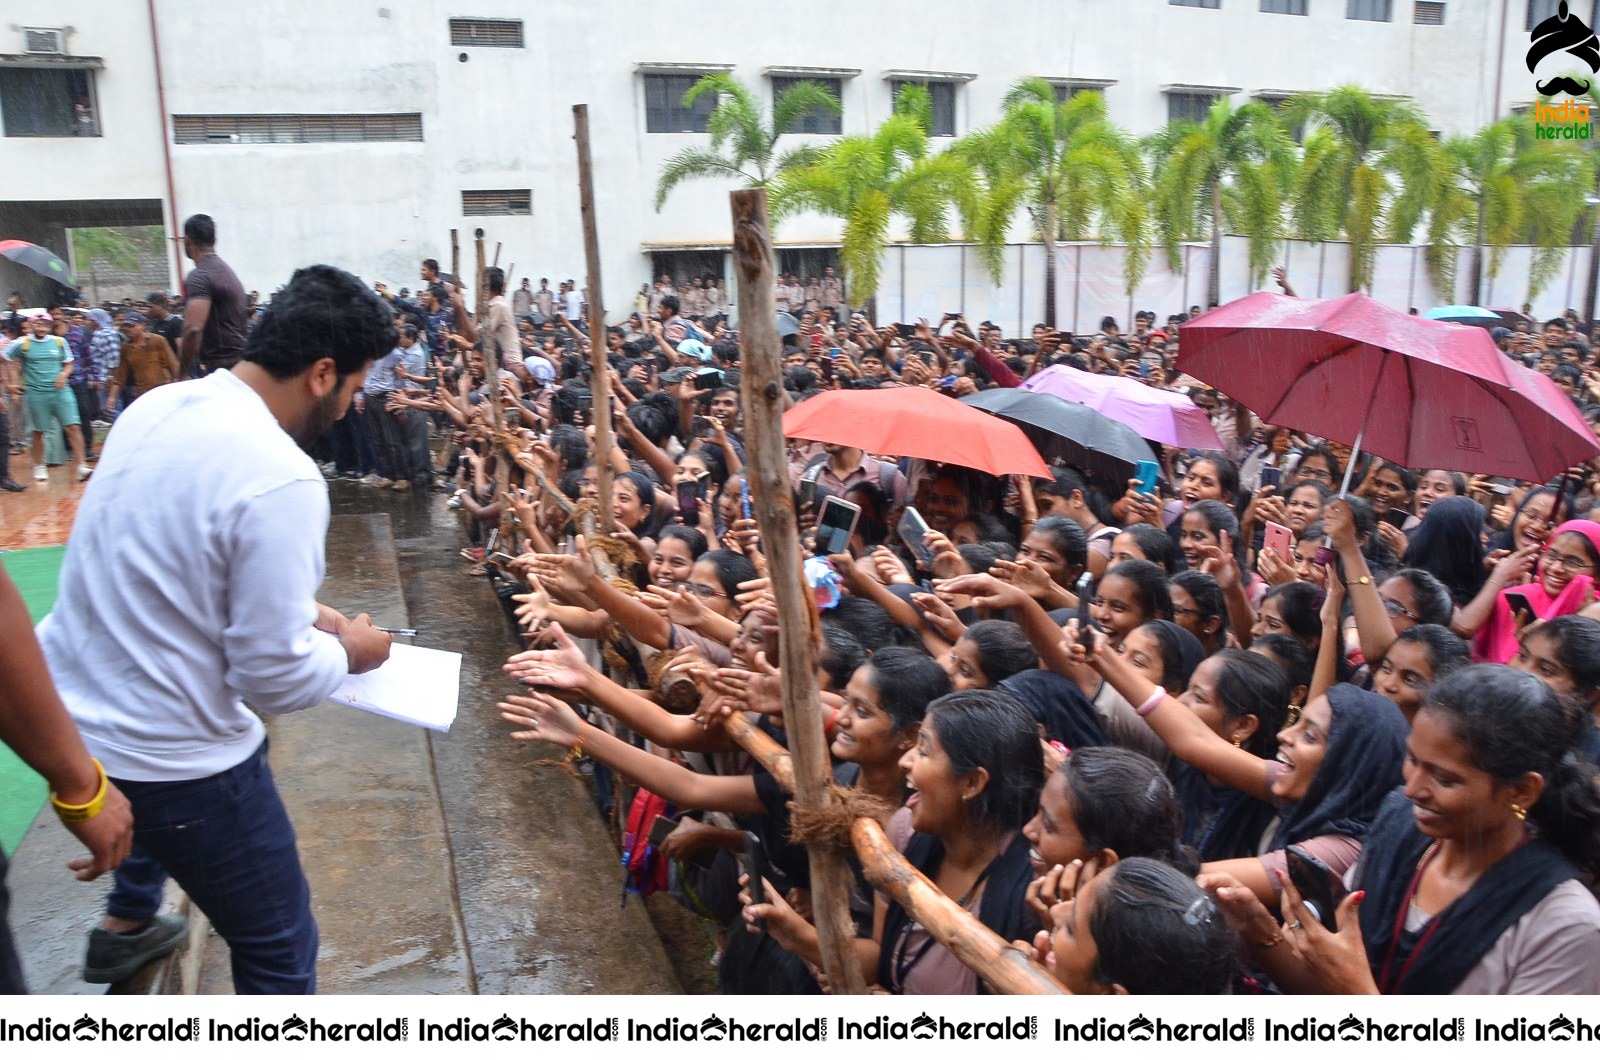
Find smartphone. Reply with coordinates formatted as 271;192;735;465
741;479;752;521
1506;591;1537;625
896;323;915;339
814;495;862;556
1285;845;1340;931
828;347;841;359
692;415;712;436
1380;508;1410;530
1263;521;1294;564
694;367;723;392
797;477;818;512
744;832;770;918
1259;465;1282;490
676;480;700;523
1075;572;1095;647
1132;459;1160;498
486;551;518;567
648;814;676;850
938;375;957;389
898;507;935;569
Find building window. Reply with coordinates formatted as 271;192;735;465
0;67;98;137
771;76;842;135
172;113;424;144
644;73;718;133
1527;1;1599;30
889;79;958;136
462;189;532;216
1169;0;1221;7
1346;0;1392;18
448;18;524;47
1168;91;1220;124
1260;0;1307;12
1053;84;1105;104
1413;1;1446;24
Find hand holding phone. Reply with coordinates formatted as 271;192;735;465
1133;459;1160;498
1285;845;1340;931
744;832;770;930
1074;572;1095;648
899;507;935;568
1263;521;1294;564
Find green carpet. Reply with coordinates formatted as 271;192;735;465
0;546;65;856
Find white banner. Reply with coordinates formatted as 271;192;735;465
1;993;1596;1057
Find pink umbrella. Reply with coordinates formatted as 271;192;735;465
1019;364;1223;449
1178;291;1599;484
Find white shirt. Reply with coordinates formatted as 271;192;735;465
561;289;583;319
37;370;348;782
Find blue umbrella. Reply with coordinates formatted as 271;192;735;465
1424;305;1499;327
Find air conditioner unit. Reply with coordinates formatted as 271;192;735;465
24;28;66;54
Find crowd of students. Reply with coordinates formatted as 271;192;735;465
403;271;1600;995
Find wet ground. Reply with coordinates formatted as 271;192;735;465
8;474;680;994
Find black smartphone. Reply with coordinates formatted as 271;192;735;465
797;477;818;512
814;496;862;557
1506;591;1537;625
896;323;915;339
744;831;769;917
648;814;676;849
676;480;699;523
898;507;935;568
1259;465;1282;490
1380;508;1410;530
1074;572;1095;647
1285;845;1340;931
691;415;712;436
694;367;723;392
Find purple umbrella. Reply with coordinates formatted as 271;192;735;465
1020;365;1223;450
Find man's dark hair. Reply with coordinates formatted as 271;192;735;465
422;258;440;275
660;294;680;316
486;266;506;296
182;214;216;247
243;265;394;381
426;283;447;305
712;339;740;364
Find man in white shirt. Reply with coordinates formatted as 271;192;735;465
38;264;394;993
559;279;583;321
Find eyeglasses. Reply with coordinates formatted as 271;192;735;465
1542;551;1595;574
681;581;728;599
1297;468;1334;483
1381;598;1419;621
1171;605;1202;618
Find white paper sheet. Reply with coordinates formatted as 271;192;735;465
326;643;462;733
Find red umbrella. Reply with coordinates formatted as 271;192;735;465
783;386;1049;478
1177;291;1598;484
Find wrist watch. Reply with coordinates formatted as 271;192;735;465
1353;574;1371;586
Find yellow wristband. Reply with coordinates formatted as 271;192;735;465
51;758;108;824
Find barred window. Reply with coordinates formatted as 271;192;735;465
1414;2;1446;24
644;73;718;133
889;79;958;136
448;18;524;47
462;189;532;216
1169;0;1221;8
172;113;423;144
1168;91;1220;125
1346;0;1392;19
1260;0;1307;13
771;76;842;135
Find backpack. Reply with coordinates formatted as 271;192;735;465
620;787;674;903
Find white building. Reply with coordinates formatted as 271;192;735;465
0;1;1584;324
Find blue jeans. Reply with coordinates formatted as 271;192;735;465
105;740;318;994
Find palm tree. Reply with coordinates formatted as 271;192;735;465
1146;98;1295;308
1434;115;1593;305
652;73;840;210
955;79;1150;327
1282;86;1448;294
770;85;967;304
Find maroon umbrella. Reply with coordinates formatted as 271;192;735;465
1177;291;1598;484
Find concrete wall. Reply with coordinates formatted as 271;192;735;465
0;0;1559;314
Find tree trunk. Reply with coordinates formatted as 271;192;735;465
1042;199;1059;330
1208;179;1223;309
1469;197;1486;306
574;104;614;528
730;188;866;996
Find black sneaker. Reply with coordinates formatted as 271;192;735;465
83;913;188;984
0;479;24;493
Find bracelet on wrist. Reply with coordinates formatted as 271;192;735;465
51;757;108;824
1135;688;1166;718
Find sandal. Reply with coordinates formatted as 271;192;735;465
459;546;485;561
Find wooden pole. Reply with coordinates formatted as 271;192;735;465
476;229;504;444
573;103;614;529
493;241;502;269
450;229;460;294
852;820;1065;996
730;188;865;996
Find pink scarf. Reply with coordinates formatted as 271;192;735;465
1474;519;1600;663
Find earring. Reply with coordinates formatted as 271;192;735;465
1511;802;1528;822
1231;735;1244;747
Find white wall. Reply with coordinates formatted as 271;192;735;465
0;0;1560;314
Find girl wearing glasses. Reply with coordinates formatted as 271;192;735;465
1473;520;1600;665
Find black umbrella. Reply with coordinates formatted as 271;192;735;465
959;388;1159;482
0;240;75;286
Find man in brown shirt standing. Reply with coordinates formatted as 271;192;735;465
107;312;179;413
